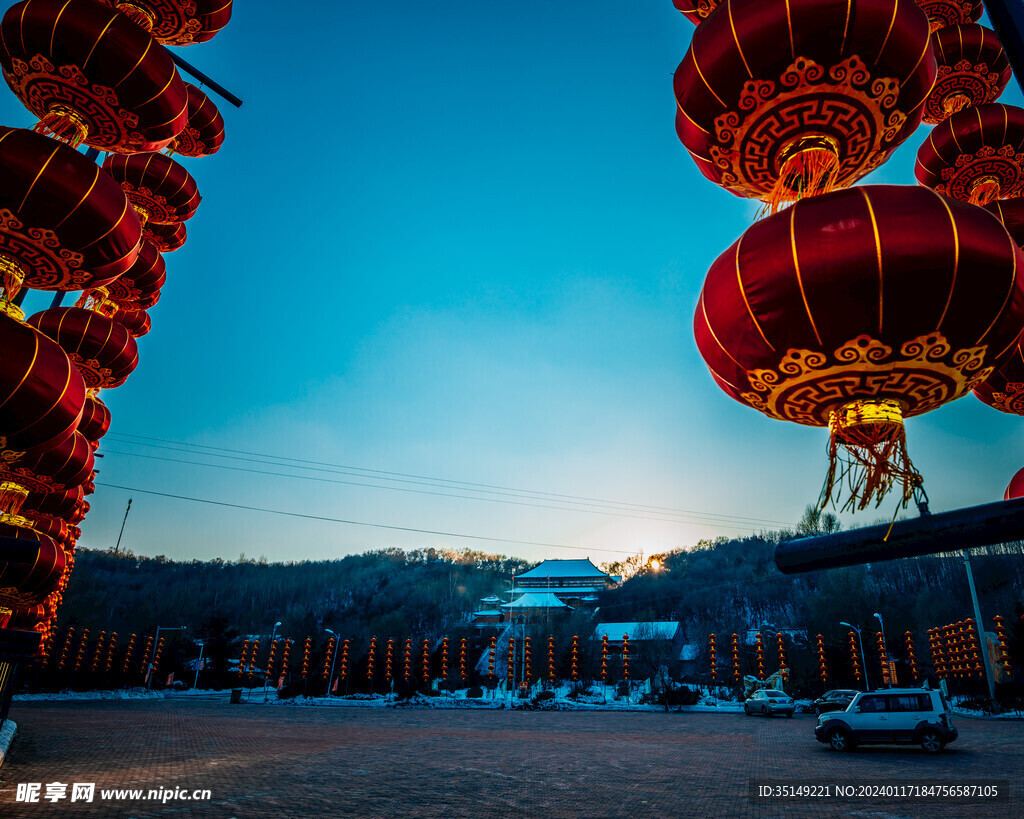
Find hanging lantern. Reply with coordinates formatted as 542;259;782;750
367;636;376;683
72;627;88;672
877;631;891;685
28;306;139;389
731;633;741;683
0;520;68;607
90;631;106;673
570;635;579;682
674;0;935;212
112;307;151;338
440;637;448;682
138;635;152;678
321;637;334;680
104;242;166;310
622;633;630;681
776;632;787;669
301;637;311;678
671;0;720;26
279;639;291;682
488;635;496;680
507;637;515;685
21;486;83;523
816;634;828;683
601;634;609;682
0;127;142;304
923;25;1011;124
905;631;919;681
0;431;94;506
0;0;188;152
994;615;1013;674
523;636;531;684
246;639;257;676
121;633;135;675
55;626;73;671
974;337;1024;417
168;84;226;156
709;633;717;683
755;633;765;680
265;639;278;684
913;0;982;32
143;221;187;253
385;638;393;682
77;394;112;451
547;636;555;683
459;637;467;682
96;0;233;46
916;103;1024;206
421;638;430;684
102;153;200;226
848;631;863;681
696;185;1024;511
403;638;412;681
985;197;1024;248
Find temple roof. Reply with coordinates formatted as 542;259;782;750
516;558;609;580
500;592;570;609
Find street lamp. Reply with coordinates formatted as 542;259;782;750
193;640;205;690
147;625;187;690
325;629;340;698
263;621;282;702
840;622;871;691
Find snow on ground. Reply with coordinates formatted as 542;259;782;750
13;689;165;702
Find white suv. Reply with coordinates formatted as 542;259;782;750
814;688;957;753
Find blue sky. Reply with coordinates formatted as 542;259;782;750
5;1;1024;564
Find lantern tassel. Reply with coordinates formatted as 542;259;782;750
820;399;921;512
35;106;89;148
969;178;1001;207
762;141;841;216
942;93;971;117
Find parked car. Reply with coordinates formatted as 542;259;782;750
744;689;795;717
814;688;957;753
813;689;859;715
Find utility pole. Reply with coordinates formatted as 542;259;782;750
113;498;132;554
962;551;998;705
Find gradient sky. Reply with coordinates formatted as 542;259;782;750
5;1;1024;565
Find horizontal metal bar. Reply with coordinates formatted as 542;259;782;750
774;496;1024;574
168;51;243;108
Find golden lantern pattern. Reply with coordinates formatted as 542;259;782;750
421;638;430;684
488;635;497;681
876;631;890;686
367;637;376;684
524;636;532;684
104;632;117;674
89;630;106;673
301;637;311;678
507;637;515;686
708;633;718;683
755;632;765;680
56;626;73;672
905;631;919;682
121;633;134;675
815;634;828;684
731;633;741;683
547;636;556;683
848;631;863;682
600;634;609;682
440;637;448;682
385;638;394;683
776;632;787;669
622;633;630;680
459;637;467;682
993;615;1013;676
320;637;334;680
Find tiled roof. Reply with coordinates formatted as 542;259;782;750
500;592;570;609
516;558;609;579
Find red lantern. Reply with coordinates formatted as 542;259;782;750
674;0;935;211
776;632;787;669
570;635;579;682
547;636;555;683
384;638;393;682
849;631;863;681
28;306;139;389
143;221;187;253
77;393;111;449
974;336;1024;416
113;307;151;338
488;635;496;680
0;310;87;461
367;636;376;683
916;103;1024;205
301;637;311;677
924;25;1011;124
621;633;630;680
169;84;226;157
0;431;94;498
1005;467;1024;500
913;0;982;31
0;0;188;152
985;197;1024;249
421;638;430;683
695;185;1024;510
121;633;134;674
103;153;201;226
459;637;467;682
600;634;609;682
0;128;142;301
507;636;515;685
671;0;720;26
104;242;166;309
440;637;448;682
731;633;741;683
755;633;765;680
709;633;717;683
96;0;233;46
816;634;828;683
21;485;83;521
523;637;531;684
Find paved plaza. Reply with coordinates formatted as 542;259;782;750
0;700;1020;818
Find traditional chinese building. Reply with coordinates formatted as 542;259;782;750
502;558;618;621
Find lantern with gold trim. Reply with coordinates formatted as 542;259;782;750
300;637;311;678
90;631;106;673
570;634;579;682
547;635;555;684
815;633;828;684
112;308;152;339
523;636;532;684
56;626;73;672
671;0;720;26
708;633;717;683
601;634;609;683
914;0;982;31
622;633;630;681
905;631;919;681
459;636;467;683
974;338;1024;417
0;0;188;152
28;306;139;389
168;84;225;156
876;631;891;686
916;103;1024;206
366;636;376;687
121;633;135;676
97;0;233;46
731;633;741;684
696;185;1024;511
72;627;88;674
384;638;393;684
339;638;349;684
77;393;112;451
848;631;863;682
138;635;152;679
143;221;187;253
776;632;787;669
104;242;166;310
674;0;935;212
754;632;765;679
993;615;1012;675
924;25;1011;124
985;197;1024;248
102;152;200;227
403;637;412;682
421;638;430;685
507;636;515;686
440;637;448;683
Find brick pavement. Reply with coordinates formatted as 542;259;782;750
0;701;1020;818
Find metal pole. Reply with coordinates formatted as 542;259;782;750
858;630;871;692
147;626;160;691
984;0;1024;95
114;498;133;554
326;630;339;697
166;51;243;108
962;551;998;703
263;622;279;702
193;642;204;690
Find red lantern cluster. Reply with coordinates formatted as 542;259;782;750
459;637;467;682
547;636;556;683
440;637;448;682
731;633;741;683
905;631;919;682
121;633;135;675
754;633;765;680
776;632;787;669
928;620;985;679
404;638;412;682
708;633;717;683
301;637;311;678
993;615;1013;676
55;627;73;672
848;631;863;682
72;628;89;673
279;639;291;685
367;637;377;684
570;635;579;682
488;635;497;681
320;638;333;681
385;638;394;683
421;638;430;684
815;634;827;684
621;633;630;681
339;639;349;682
89;631;106;673
600;634;609;682
876;631;891;686
507;637;515;686
523;636;532;684
265;639;279;684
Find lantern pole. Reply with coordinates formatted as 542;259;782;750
325;629;339;698
983;0;1024;96
166;52;243;109
113;497;132;554
840;622;871;692
962;551;998;705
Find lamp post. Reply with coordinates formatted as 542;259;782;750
263;621;282;702
840;622;871;691
193;640;205;690
147;625;186;690
325;629;340;698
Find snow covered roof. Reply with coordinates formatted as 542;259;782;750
472;610;503;617
594;622;681;641
501;592;570;609
516;558;609;579
480;595;501;603
507;586;604;596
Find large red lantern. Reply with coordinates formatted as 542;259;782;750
0;310;87;461
913;0;982;31
114;307;151;338
0;0;188;152
28;306;139;389
1005;466;1024;500
0;431;94;499
695;185;1024;509
916;103;1024;206
671;0;720;26
985;197;1024;248
923;25;1011;124
21;486;83;521
103;153;201;226
169;85;226;157
674;0;935;211
104;241;165;308
143;221;186;253
0;127;142;301
77;393;112;448
0;520;67;606
96;0;233;46
973;339;1024;415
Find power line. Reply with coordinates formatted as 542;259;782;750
93;481;642;555
98;447;777;533
103;432;797;529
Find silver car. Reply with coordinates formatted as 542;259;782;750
744;689;795;717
